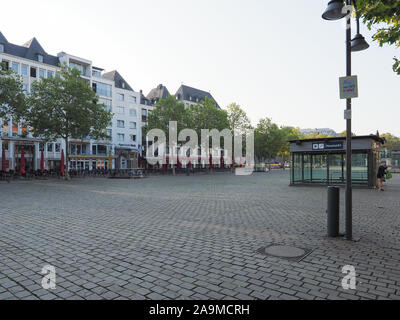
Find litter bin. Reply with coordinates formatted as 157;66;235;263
327;186;340;237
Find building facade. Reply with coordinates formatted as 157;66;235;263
0;32;143;171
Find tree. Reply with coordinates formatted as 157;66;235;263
356;0;400;74
143;95;191;143
0;63;26;119
338;131;356;137
24;65;112;178
227;103;252;134
381;133;400;150
254;118;284;161
278;126;302;160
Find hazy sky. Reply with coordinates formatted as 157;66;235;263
2;0;399;135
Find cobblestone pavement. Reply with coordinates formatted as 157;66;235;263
0;172;399;300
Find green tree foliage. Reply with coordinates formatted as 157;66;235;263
144;96;229;145
356;0;400;74
23;65;112;175
0;63;26;119
381;133;400;150
227;103;252;133
254;118;285;160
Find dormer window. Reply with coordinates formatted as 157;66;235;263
37;54;43;63
0;43;4;53
122;82;125;89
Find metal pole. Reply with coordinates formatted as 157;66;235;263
345;0;353;240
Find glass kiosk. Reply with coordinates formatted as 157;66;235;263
289;136;384;188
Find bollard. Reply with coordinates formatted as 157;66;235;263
327;186;340;237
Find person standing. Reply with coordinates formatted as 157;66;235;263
377;162;387;191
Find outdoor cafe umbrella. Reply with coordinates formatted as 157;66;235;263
209;154;213;168
61;149;65;176
1;148;6;172
40;149;45;173
19;148;26;176
220;155;224;168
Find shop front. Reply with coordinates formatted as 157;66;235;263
289;136;384;188
115;145;140;169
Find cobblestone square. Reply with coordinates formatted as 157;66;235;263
0;172;399;300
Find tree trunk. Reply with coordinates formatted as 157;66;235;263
65;137;71;180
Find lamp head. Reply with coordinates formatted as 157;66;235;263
351;33;370;52
322;0;346;21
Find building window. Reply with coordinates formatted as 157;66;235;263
55;143;61;153
55;73;61;78
117;120;125;128
37;54;44;63
39;69;46;79
141;109;148;122
129;108;137;117
129;122;137;129
92;81;112;97
47;71;54;78
130;96;137;103
21;65;28;76
0;44;4;53
99;99;112;112
121;82;125;89
130;134;136;142
117;106;125;114
11;62;19;74
117;93;124;101
47;143;53;152
118;133;125;142
92;69;102;78
106;129;112;141
30;67;37;78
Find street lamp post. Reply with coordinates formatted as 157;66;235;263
322;0;369;240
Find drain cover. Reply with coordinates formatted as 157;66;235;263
257;244;312;262
264;245;305;258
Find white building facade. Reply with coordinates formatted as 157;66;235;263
0;32;143;172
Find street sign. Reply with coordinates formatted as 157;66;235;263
339;76;358;99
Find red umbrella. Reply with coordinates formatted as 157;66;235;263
40;149;45;173
61;149;65;176
1;148;6;172
177;156;181;169
209;154;213;168
220;156;224;168
19;148;26;176
188;160;192;168
198;156;201;167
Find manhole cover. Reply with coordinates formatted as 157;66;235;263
257;244;313;262
264;245;305;258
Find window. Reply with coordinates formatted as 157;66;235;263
21;65;28;76
55;73;61;78
117;106;125;114
55;143;61;152
92;69;102;78
121;82;125;89
0;44;4;52
37;54;44;63
99;99;112;112
118;133;125;142
1;60;9;70
130;96;137;103
70;62;85;75
117;93;124;101
130;134;136;142
47;71;54;78
39;143;44;151
11;62;19;74
30;67;37;78
117;120;125;128
129;122;137;129
92;81;112;97
129;109;137;117
39;69;46;78
47;143;53;152
141;108;148;122
106;129;112;141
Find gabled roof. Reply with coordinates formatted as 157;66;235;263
102;70;134;91
175;84;220;108
0;32;60;67
146;84;170;103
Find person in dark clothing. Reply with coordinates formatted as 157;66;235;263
377;163;387;191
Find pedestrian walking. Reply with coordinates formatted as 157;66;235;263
377;162;387;191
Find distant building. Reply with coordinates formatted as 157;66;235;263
175;84;220;109
300;128;338;137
